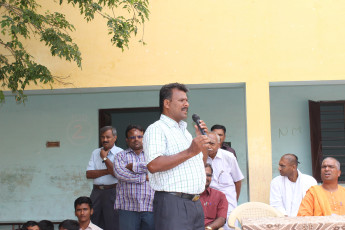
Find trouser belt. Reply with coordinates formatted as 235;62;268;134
93;184;116;190
160;191;200;202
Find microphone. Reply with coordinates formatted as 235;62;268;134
192;114;206;135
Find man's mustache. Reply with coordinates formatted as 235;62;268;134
102;141;109;144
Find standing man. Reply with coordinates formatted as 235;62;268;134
75;196;102;230
206;132;244;230
200;163;228;230
143;83;210;230
270;154;317;216
86;126;123;230
210;125;236;158
113;124;155;230
298;157;345;216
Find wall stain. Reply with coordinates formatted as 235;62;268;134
0;167;39;199
49;169;90;195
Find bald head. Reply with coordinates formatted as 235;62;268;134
281;154;299;167
278;154;299;181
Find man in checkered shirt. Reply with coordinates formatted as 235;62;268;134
144;83;210;230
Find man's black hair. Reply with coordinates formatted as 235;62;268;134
205;163;213;174
210;124;227;134
125;124;145;138
58;220;79;230
159;83;188;113
39;220;54;230
22;221;39;230
74;196;92;210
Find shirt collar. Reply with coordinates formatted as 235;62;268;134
208;148;223;161
206;187;212;195
127;148;144;155
160;114;187;130
80;221;92;230
108;144;119;155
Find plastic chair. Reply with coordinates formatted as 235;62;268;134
227;202;284;230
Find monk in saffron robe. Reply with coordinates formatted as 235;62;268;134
297;157;345;216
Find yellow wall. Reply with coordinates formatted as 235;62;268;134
19;0;345;88
3;0;345;202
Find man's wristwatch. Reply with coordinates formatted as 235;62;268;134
102;157;107;162
205;226;212;230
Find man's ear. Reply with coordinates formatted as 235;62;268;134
114;135;117;141
163;99;170;110
91;208;94;216
338;170;341;177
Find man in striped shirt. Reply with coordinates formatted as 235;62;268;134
144;83;210;230
113;124;155;230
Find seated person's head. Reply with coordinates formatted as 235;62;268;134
22;221;39;230
38;220;54;230
74;196;93;224
58;220;79;230
321;157;341;184
205;163;213;189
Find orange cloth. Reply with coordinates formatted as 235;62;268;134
297;185;345;216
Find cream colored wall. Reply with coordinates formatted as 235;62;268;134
3;0;345;202
20;0;345;88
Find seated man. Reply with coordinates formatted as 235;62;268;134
298;157;345;216
270;154;317;216
38;220;54;230
200;163;228;230
75;196;102;230
59;220;79;230
22;221;39;230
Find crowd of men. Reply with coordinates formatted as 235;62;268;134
19;83;345;230
83;83;244;230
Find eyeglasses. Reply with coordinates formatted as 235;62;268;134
206;173;213;177
128;135;144;140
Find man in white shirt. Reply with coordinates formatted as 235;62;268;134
75;196;102;230
86;126;123;230
206;132;244;230
270;154;317;216
144;83;210;230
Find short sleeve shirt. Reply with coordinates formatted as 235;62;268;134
143;114;206;194
86;144;123;185
207;148;244;212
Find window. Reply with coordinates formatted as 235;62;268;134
99;107;160;149
309;100;345;182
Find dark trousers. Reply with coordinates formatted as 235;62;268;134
119;210;154;230
90;187;119;230
153;192;204;230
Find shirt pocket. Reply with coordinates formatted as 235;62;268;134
218;171;234;186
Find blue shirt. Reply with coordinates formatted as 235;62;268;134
87;144;123;185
